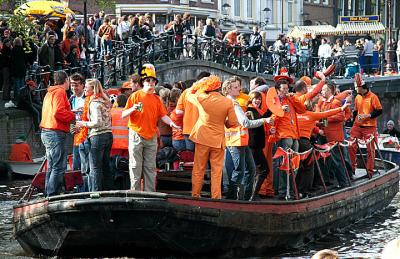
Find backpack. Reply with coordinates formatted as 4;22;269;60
156;147;178;169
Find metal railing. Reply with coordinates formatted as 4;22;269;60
25;34;399;103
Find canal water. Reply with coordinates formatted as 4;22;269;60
1;179;399;258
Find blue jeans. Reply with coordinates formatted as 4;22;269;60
160;135;172;147
223;148;234;193
88;133;113;191
184;134;195;151
13;77;25;102
78;139;90;192
72;145;81;170
101;39;112;56
227;146;256;200
172;139;186;152
41;130;68;196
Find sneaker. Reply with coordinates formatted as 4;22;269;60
4;100;16;108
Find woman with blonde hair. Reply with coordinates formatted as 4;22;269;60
76;79;113;191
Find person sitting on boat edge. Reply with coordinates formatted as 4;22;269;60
383;120;400;138
349;73;382;178
187;75;239;199
8;135;33;162
122;63;180;192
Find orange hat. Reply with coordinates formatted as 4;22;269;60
120;81;132;90
300;76;312;87
273;67;294;84
354;73;364;88
139;63;158;84
191;75;221;93
266;88;284;117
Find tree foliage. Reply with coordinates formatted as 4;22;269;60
95;0;116;11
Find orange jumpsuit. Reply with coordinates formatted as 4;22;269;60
188;91;238;199
349;91;382;175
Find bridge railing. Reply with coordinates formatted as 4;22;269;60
26;33;397;102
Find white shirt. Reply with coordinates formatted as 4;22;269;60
318;43;332;59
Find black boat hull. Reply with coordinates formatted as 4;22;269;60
13;161;399;257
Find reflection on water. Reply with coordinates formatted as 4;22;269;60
0;180;399;258
0;180;32;258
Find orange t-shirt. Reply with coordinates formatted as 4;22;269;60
176;88;199;135
9;143;33;162
354;91;382;127
274;96;306;140
225;31;238;46
317;96;345;142
297;108;342;139
295;79;325;104
125;90;167;140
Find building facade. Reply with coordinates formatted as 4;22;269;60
303;0;335;26
219;0;304;42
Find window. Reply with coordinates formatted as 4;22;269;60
313;0;320;3
288;2;292;23
267;0;273;25
322;0;329;4
234;0;240;16
247;0;252;17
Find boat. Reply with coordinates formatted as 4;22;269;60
6;160;44;179
359;134;400;165
12;158;399;257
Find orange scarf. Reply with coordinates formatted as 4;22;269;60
74;94;93;145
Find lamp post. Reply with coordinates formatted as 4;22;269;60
301;12;310;26
385;0;395;72
259;7;271;28
83;0;88;47
219;3;231;25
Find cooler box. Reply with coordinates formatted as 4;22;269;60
345;63;360;78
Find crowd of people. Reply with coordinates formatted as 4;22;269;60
36;53;389;202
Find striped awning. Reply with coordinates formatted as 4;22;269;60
336;22;385;35
287;25;338;39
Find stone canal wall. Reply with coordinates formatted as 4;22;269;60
0;109;44;161
0;109;73;161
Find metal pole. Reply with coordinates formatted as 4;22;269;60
386;0;395;71
337;144;352;186
373;137;387;172
281;0;284;33
83;0;88;49
312;151;328;193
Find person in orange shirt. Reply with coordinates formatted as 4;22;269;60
187;75;239;199
316;82;350;188
40;71;75;196
122;64;180;192
295;72;325;104
223;29;239;47
349;73;382;176
176;71;210;151
296;99;350;196
272;71;306;200
8;135;33;162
